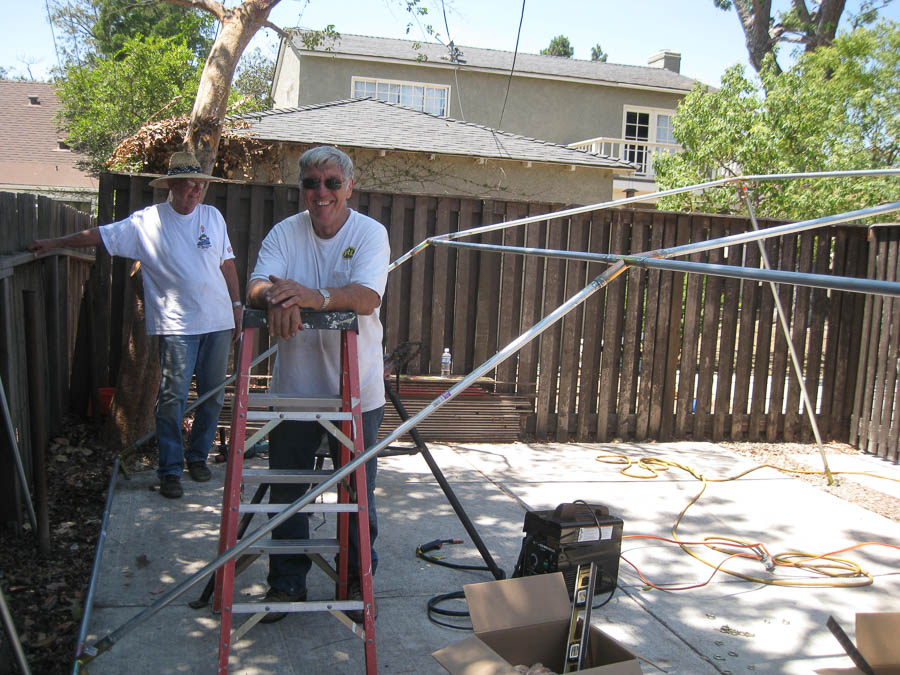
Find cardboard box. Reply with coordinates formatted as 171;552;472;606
433;573;641;674
816;613;900;675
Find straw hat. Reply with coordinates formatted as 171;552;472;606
148;151;221;188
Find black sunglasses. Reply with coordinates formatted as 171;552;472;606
301;177;345;190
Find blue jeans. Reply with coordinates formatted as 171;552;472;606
267;406;384;595
156;330;232;478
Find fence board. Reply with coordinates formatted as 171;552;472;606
429;198;453;374
635;212;665;439
535;213;567;437
473;201;503;378
675;217;706;438
407;196;430;374
694;218;725;439
766;232;796;441
713;227;742;440
618;212;646;439
784;232;815;440
496;203;526;394
519;205;548;434
575;210;610;440
748;238;778;440
557;212;590;441
596;212;628;441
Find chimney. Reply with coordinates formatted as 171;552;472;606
647;50;681;74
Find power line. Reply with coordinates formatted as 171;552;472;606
45;0;62;73
497;0;526;130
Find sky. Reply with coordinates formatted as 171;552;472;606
3;0;899;86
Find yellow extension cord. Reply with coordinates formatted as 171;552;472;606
595;452;900;590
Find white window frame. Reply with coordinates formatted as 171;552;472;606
621;105;679;177
351;76;450;117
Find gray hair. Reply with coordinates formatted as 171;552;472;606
298;146;354;181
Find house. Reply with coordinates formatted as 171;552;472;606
271;32;699;199
0;80;98;213
233;97;634;205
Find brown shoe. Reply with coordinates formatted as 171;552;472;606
345;579;377;623
259;587;307;624
159;475;183;499
188;461;211;482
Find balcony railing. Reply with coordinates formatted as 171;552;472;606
569;137;682;179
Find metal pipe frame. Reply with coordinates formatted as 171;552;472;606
388;168;900;271
76;261;629;666
72;457;120;674
0;375;38;532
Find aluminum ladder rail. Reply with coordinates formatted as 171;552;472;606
214;308;376;673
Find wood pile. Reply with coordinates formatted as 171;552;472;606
380;377;532;443
105;115;285;183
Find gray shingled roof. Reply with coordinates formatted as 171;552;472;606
290;32;698;93
233;98;635;170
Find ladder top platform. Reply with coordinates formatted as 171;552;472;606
243;308;358;332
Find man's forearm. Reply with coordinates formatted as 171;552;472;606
28;227;103;255
246;279;272;308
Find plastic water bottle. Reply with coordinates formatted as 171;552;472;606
441;348;452;377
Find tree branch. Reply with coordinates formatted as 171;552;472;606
162;0;227;22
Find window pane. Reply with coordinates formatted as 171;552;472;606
656;114;676;144
625;111;650;141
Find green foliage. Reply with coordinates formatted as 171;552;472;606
55;35;201;174
590;43;608;62
49;0;214;64
655;22;900;220
94;0;215;60
230;48;276;113
540;35;574;58
298;25;341;51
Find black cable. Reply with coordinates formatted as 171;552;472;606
497;0;527;129
417;538;492;572
416;538;497;628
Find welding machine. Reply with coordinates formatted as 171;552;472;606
516;502;623;599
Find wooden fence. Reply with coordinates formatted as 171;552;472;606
851;224;900;462
0;192;97;524
98;173;875;447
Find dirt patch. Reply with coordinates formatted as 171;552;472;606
0;416;162;674
719;440;900;524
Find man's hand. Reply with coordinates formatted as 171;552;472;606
267;303;302;340
266;274;318;310
28;240;54;256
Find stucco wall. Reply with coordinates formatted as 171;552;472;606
264;144;614;205
275;50;686;146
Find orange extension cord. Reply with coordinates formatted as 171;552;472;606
594;452;900;590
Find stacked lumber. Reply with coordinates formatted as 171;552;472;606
380;377;532;443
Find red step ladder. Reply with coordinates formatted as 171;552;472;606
213;308;376;674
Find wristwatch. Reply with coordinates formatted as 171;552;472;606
232;300;243;308
318;288;331;311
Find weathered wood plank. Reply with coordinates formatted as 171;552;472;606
496;202;526;394
694;217;724;439
635;211;665;439
407;196;430;374
713;221;742;440
575;209;611;440
535;212;567;438
597;211;627;441
617;211;645;440
765;232;796;442
675;215;705;438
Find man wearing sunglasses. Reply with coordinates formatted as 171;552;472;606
247;146;390;624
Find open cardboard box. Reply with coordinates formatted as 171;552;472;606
433;573;641;674
816;613;900;675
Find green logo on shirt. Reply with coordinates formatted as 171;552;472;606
342;247;355;260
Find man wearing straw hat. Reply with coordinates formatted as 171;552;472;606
28;151;242;499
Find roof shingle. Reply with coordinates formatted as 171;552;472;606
235;98;635;170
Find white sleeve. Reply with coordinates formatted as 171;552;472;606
349;222;390;299
214;208;236;263
250;221;289;283
98;212;142;259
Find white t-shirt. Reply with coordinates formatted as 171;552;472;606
250;209;390;411
99;202;236;336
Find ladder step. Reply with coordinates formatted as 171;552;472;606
245;538;341;554
242;469;334;484
248;393;340;408
239;503;359;514
247;410;353;422
232;599;362;614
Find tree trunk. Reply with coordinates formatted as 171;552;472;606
104;263;159;451
167;0;283;171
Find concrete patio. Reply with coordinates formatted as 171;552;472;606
79;440;900;674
